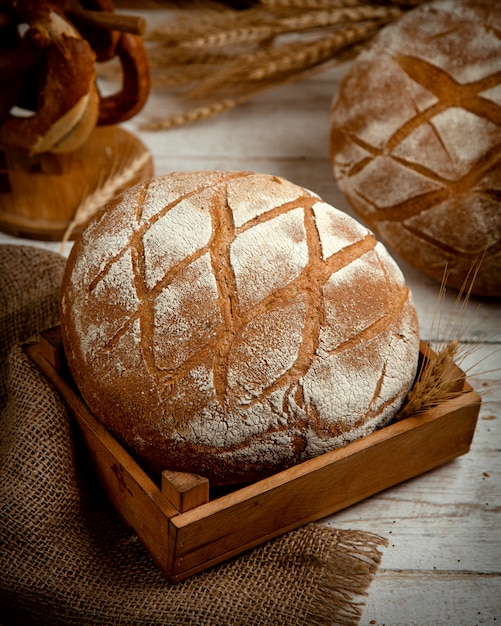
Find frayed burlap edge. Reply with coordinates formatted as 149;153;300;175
305;526;387;626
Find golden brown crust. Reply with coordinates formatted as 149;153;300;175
330;0;501;297
97;32;151;126
60;171;420;485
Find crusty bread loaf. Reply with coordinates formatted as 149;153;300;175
330;0;501;298
60;171;420;486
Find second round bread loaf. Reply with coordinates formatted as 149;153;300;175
329;0;501;297
60;171;420;485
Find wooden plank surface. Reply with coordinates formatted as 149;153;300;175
2;7;500;623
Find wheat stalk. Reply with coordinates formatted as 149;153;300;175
141;96;250;131
60;150;151;250
140;0;424;129
396;340;463;421
247;21;383;80
261;0;364;8
395;259;499;421
275;4;402;31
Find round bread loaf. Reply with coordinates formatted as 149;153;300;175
60;171;420;486
330;0;501;298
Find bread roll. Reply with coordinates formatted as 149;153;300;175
0;10;99;155
330;0;501;298
60;171;420;486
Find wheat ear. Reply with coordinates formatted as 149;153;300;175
146;4;238;47
247;21;390;80
147;7;269;50
60;150;151;250
396;341;462;421
261;0;364;8
274;5;403;32
395;258;498;421
188;20;381;99
140;97;250;131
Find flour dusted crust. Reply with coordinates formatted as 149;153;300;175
330;0;501;297
60;171;420;485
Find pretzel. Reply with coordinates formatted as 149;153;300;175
0;0;150;155
0;4;99;154
97;31;150;126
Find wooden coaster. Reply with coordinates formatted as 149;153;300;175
0;125;154;241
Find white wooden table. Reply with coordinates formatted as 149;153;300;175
1;9;499;624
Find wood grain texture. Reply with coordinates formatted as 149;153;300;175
2;7;500;621
24;332;481;583
162;470;209;513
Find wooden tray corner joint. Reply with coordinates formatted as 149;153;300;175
24;327;482;583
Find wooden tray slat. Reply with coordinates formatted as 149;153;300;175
25;329;481;582
168;390;479;578
25;340;177;577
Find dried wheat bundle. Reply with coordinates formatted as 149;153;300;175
149;4;399;53
188;20;381;97
397;341;462;421
142;0;425;130
395;262;498;421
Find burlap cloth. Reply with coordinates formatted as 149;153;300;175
0;244;387;626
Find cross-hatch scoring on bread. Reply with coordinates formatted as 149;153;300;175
60;171;420;486
329;0;501;297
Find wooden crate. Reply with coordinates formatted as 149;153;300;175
25;328;481;583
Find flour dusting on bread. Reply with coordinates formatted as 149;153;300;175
60;171;420;485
